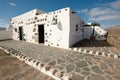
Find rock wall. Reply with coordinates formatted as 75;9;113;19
106;25;120;50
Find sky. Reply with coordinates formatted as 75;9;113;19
0;0;120;29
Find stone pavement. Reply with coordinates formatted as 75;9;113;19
0;40;120;80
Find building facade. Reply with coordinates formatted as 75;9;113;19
9;7;107;49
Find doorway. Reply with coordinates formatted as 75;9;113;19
38;25;44;43
19;27;23;40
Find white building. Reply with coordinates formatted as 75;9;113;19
9;7;107;49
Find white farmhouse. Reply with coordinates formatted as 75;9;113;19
9;7;107;49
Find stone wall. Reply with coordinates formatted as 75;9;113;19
106;27;120;50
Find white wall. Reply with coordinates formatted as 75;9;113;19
83;26;107;40
94;26;107;40
42;8;70;49
69;11;84;47
11;9;43;41
83;26;93;39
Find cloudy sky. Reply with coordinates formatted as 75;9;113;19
0;0;120;28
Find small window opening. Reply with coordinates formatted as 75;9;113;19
76;25;78;31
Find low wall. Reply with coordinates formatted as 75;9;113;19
69;48;120;59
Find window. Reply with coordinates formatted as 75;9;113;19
76;25;78;32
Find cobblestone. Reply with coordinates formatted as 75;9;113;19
48;60;56;66
91;74;105;80
66;64;74;73
57;58;65;64
69;73;84;80
82;67;90;71
54;65;64;70
99;63;108;70
91;66;104;74
81;71;90;76
75;67;81;73
76;61;88;68
84;55;93;62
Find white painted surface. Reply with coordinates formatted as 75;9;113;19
69;11;84;47
84;26;107;40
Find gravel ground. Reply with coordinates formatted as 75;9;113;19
0;49;54;80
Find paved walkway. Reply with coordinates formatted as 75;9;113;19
0;40;120;80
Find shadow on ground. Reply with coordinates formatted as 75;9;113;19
72;39;113;47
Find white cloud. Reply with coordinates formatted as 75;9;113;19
8;2;16;6
81;9;88;13
76;0;120;28
0;18;9;27
89;7;112;17
0;23;9;27
0;18;6;22
76;10;81;13
108;0;120;9
76;9;88;14
89;14;120;21
86;0;120;21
